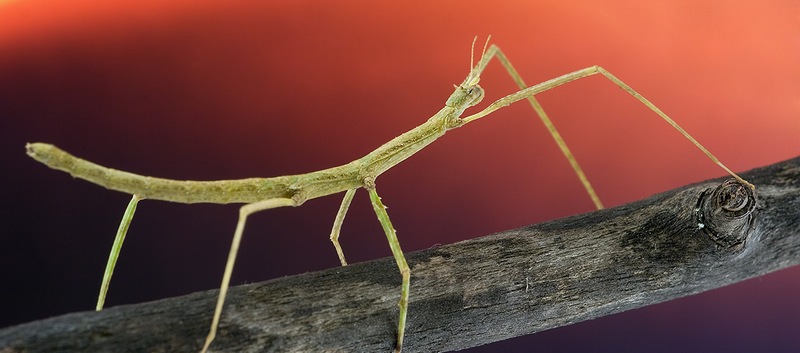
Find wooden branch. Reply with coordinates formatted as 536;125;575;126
2;157;799;353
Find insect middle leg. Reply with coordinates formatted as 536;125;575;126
366;185;409;353
201;197;298;353
329;188;357;266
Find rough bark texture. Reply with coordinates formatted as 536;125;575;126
2;157;799;353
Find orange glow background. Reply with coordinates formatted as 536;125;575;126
2;1;798;352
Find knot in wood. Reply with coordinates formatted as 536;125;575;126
696;178;757;249
717;180;753;214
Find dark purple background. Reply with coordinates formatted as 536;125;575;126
2;1;799;352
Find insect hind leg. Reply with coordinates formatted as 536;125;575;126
201;197;297;353
96;194;143;311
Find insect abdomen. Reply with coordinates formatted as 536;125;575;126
26;143;293;204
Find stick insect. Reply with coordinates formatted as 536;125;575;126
26;37;753;353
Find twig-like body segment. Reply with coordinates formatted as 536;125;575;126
3;156;798;353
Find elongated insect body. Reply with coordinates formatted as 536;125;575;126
26;142;344;203
27;38;751;353
26;82;485;206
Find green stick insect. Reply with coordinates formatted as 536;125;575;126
26;37;753;352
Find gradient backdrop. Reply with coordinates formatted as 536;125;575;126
2;1;799;352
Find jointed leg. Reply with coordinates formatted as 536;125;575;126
201;197;297;353
96;194;143;310
329;189;357;266
465;43;603;208
592;67;753;189
367;186;410;353
462;60;753;189
486;46;603;209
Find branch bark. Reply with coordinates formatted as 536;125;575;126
2;157;799;353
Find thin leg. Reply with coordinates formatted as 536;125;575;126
462;59;753;189
367;187;410;353
593;67;753;189
489;47;603;209
201;197;297;353
96;194;142;311
330;189;357;266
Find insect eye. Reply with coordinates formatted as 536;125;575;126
466;85;482;96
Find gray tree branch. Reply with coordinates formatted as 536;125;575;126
2;157;799;353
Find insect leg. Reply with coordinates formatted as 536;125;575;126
592;67;753;189
96;194;143;310
201;197;297;353
329;188;357;266
367;186;410;353
461;64;753;189
488;46;603;209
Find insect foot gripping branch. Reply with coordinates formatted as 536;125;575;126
696;179;757;250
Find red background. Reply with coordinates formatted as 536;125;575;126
2;1;798;352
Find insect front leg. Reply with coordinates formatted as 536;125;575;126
201;197;297;353
460;63;753;189
462;43;603;209
487;46;603;209
367;186;410;353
